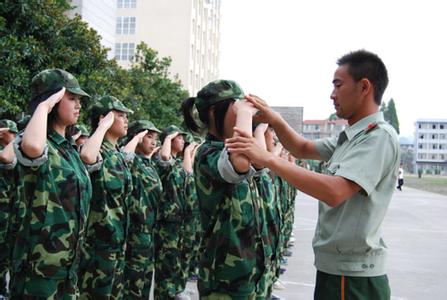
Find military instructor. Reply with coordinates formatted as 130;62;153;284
226;50;400;300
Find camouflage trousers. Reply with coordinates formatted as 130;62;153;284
123;245;154;300
153;221;182;299
78;247;125;300
179;214;201;291
9;270;78;299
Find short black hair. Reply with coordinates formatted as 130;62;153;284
337;50;388;105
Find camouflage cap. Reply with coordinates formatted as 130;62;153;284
30;69;90;100
91;95;133;118
184;133;194;144
160;125;188;143
128;120;161;135
0;119;18;133
195;80;244;113
75;124;90;137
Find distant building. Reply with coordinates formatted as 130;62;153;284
414;119;447;175
115;0;221;95
302;118;348;140
68;0;116;59
68;0;221;95
271;106;303;134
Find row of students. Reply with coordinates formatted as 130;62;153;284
0;70;298;299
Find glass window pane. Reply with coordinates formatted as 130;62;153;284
115;43;121;60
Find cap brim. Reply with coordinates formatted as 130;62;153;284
147;127;161;133
67;87;90;98
115;107;134;114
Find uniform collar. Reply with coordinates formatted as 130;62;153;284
48;128;71;146
102;138;118;151
342;111;384;141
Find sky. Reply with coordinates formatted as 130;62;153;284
218;0;447;138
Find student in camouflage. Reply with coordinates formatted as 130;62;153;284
182;80;266;299
178;134;200;290
153;125;190;300
0;120;18;297
79;95;133;299
8;69;92;299
121;120;163;299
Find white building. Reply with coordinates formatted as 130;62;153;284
68;0;116;59
414;119;447;174
115;0;221;95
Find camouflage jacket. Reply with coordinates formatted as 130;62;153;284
84;139;132;251
254;171;280;261
127;154;162;249
194;135;265;297
155;156;188;223
12;130;91;279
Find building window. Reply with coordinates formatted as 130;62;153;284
420;134;424;139
433;144;438;149
418;124;421;129
115;43;135;61
118;0;136;8
441;124;445;129
418;144;423;149
432;134;438;139
432;124;437;129
116;17;136;34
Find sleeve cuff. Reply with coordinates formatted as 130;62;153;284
85;153;103;173
13;134;48;167
217;148;255;183
0;156;17;170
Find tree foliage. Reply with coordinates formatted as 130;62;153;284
0;0;188;129
380;98;400;134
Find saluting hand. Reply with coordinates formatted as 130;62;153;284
98;111;115;131
42;87;66;113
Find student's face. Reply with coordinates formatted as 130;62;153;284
330;65;363;120
57;92;81;125
171;134;185;153
140;131;158;153
109;110;128;138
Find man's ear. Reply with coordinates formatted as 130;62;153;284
361;78;372;94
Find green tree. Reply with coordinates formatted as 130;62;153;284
125;43;189;129
386;98;399;134
328;113;337;121
381;99;399;134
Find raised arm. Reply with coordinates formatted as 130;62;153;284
21;88;65;158
80;111;114;164
160;132;178;161
229;100;258;173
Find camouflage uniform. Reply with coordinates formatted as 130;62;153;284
10;130;92;299
0;119;18;296
153;129;189;299
123;120;163;299
254;170;281;298
79;95;133;300
8;69;91;299
194;135;266;299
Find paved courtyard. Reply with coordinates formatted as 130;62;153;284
184;186;447;299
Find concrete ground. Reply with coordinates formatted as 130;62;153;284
183;186;447;299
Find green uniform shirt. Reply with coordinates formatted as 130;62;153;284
194;135;265;298
127;154;162;250
84;139;132;251
314;112;399;277
12;130;92;280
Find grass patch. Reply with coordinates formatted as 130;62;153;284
404;174;447;196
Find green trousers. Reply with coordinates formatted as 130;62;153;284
314;270;390;300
